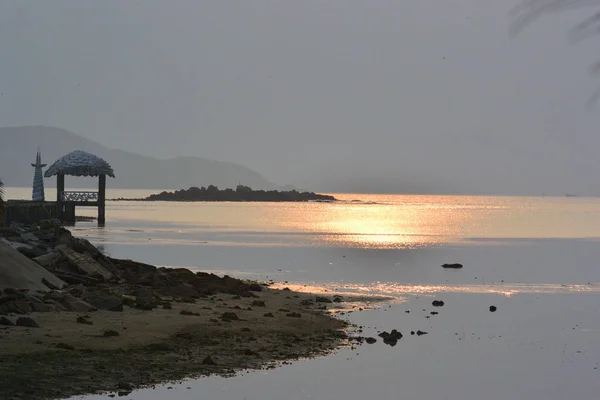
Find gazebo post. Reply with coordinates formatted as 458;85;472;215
56;173;65;220
98;174;106;226
56;173;65;202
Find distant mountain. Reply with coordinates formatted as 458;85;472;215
0;126;277;190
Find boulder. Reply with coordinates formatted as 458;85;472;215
60;294;97;312
167;268;196;281
166;284;199;299
0;316;14;326
85;293;124;312
16;317;40;328
0;300;33;314
33;252;63;268
0;241;66;291
55;245;114;280
18;245;48;259
30;302;56;312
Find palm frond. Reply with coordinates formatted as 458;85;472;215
511;1;600;105
0;178;4;227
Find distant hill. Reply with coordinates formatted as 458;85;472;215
0;126;277;190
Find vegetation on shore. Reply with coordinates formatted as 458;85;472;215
117;185;336;202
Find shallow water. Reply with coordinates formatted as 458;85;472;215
6;188;600;399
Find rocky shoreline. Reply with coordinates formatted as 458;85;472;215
0;224;349;400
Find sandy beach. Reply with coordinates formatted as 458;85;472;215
0;286;349;400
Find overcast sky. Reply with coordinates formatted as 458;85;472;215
1;0;600;195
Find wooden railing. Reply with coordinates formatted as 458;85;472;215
61;191;99;202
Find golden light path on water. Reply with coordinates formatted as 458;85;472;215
8;187;600;250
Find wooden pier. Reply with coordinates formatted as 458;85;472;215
3;200;75;226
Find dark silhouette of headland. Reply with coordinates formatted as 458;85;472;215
117;185;336;202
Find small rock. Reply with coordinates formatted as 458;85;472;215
103;330;120;337
55;342;75;350
365;337;377;344
333;296;343;303
0;317;14;326
315;296;333;303
430;311;438;315
242;348;257;356
247;283;263;292
489;305;497;312
221;312;239;321
180;310;201;316
202;355;216;365
251;300;266;307
145;342;172;351
378;329;402;343
77;316;93;325
432;300;444;307
263;312;274;318
16;317;40;328
416;330;428;336
286;312;302;318
117;382;133;391
134;297;157;311
442;263;463;269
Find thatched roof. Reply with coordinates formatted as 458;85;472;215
44;150;115;178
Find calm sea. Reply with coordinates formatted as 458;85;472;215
6;187;600;400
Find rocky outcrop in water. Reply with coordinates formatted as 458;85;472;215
116;185;336;202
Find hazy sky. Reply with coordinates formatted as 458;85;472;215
1;0;600;194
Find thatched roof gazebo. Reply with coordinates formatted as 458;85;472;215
44;150;115;226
